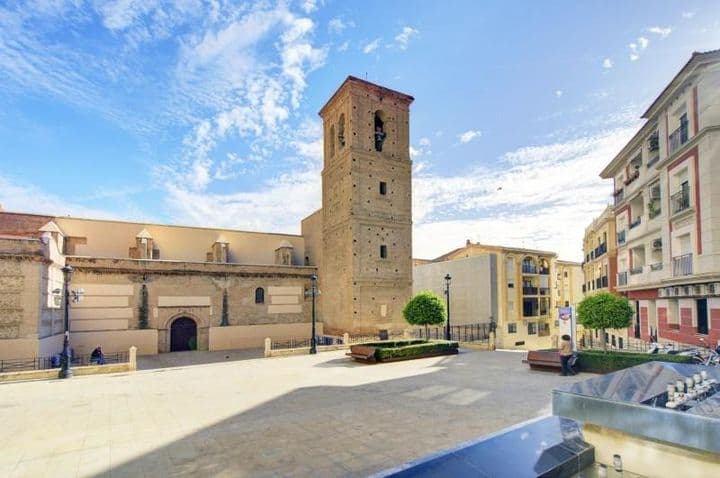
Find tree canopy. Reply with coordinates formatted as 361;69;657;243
403;291;446;335
577;292;634;331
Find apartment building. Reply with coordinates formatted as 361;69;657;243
581;205;617;295
413;241;582;350
600;50;720;348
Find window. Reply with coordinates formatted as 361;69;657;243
255;287;265;304
374;111;386;152
565;301;569;307
508;323;517;334
380;245;387;259
379;181;387;195
329;125;335;157
527;322;537;335
618;337;624;349
564;271;568;278
338;114;345;148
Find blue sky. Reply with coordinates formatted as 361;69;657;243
1;0;719;261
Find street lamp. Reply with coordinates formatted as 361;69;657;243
444;274;452;340
59;265;74;379
309;274;319;354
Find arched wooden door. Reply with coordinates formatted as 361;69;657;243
170;317;197;351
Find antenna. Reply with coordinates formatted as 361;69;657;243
364;72;368;80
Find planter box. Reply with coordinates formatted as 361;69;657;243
348;340;458;363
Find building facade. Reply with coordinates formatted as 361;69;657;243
600;50;720;348
0;77;414;359
413;241;583;350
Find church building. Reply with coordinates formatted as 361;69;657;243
0;77;414;359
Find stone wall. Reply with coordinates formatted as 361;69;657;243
66;257;316;353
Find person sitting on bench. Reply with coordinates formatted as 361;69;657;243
90;346;106;365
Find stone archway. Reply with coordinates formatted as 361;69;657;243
170;317;197;352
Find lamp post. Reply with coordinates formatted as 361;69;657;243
444;274;452;340
310;274;318;354
59;265;74;379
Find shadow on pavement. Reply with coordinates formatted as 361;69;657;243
137;348;265;371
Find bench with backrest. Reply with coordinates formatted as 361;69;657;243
524;349;561;371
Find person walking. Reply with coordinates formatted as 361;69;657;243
559;334;574;376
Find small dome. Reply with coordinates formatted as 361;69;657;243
276;240;294;249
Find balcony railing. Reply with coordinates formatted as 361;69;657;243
617;230;626;245
539;267;549;275
671;185;690;215
650;262;663;271
624;169;640;186
593;243;607;258
672;253;693;276
522;265;537;274
669;121;689;155
614;188;624;205
523;286;539;295
629;217;642;229
618;271;628;286
630;266;644;275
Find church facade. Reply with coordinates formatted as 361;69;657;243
0;77;414;359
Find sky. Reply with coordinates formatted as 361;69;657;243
1;0;719;262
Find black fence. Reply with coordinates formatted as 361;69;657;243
412;323;492;343
0;351;129;373
271;336;344;350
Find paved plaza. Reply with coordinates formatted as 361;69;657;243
0;349;587;478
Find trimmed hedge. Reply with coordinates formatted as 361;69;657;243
577;350;695;373
374;340;459;361
357;339;426;348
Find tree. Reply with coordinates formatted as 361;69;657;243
576;292;634;350
403;291;446;338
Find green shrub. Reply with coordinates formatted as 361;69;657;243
577;350;695;373
374;340;458;361
403;292;446;337
357;339;426;348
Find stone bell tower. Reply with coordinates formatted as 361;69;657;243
318;76;414;335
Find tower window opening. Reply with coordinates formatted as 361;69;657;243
380;245;387;259
374;111;386;152
338;114;346;148
379;181;387;195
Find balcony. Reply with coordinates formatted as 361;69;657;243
522;266;537;274
614;188;624;206
593;243;607;258
668;121;689;155
648;201;661;219
629;217;642;229
671;185;690;215
522;286;539;295
624;169;640;186
672;253;693;277
630;266;644;275
617;230;626;245
618;271;628;286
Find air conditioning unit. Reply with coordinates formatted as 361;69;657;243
652;239;662;250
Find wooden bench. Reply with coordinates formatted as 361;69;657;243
346;345;377;363
524;350;561;371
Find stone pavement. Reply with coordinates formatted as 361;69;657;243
0;349;587;478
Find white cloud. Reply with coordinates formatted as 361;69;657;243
458;130;482;143
411;137;432;157
328;17;353;34
300;0;319;14
682;11;695;19
363;38;381;54
630;53;639;62
337;40;350;52
602;58;613;69
412;122;641;260
394;26;419;50
555;90;563;97
638;36;649;49
646;26;672;38
419;137;431;147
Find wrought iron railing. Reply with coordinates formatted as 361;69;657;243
669;121;689;154
0;351;128;373
629;217;642;229
522;286;539;295
412;323;492;343
672;253;693;276
671;186;690;214
614;188;624;205
522;265;537;274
